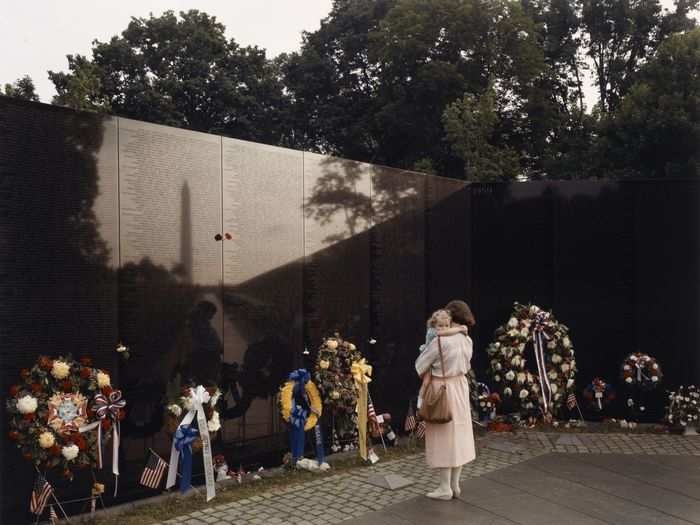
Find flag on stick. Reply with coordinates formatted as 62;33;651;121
368;400;377;421
140;451;168;489
415;421;426;439
404;402;416;432
30;473;53;515
49;505;58;524
567;392;577;410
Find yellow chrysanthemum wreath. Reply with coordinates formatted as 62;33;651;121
279;379;322;431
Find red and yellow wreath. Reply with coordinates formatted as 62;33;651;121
6;355;124;479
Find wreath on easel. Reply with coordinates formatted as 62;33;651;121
6;355;125;480
486;303;577;418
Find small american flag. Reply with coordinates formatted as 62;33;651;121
368;400;377;421
567;392;578;410
404;403;416;432
139;451;167;489
30;473;53;515
415;421;426;439
49;505;58;524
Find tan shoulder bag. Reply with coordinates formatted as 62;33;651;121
417;336;452;424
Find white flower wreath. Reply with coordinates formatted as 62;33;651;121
487;303;577;417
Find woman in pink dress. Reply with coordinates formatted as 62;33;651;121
415;300;476;500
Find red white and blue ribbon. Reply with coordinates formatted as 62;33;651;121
532;312;553;414
80;390;126;496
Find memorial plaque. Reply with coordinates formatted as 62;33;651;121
0;99;119;522
303;153;372;351
369;167;427;417
117;119;223;444
221;138;303;439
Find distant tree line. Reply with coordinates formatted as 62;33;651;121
3;1;699;180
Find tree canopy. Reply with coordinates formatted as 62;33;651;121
6;2;699;180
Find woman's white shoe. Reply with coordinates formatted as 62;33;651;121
426;468;453;500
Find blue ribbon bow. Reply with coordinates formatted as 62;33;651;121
288;369;312;463
174;424;199;494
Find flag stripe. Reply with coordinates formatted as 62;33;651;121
140;452;167;489
30;474;53;515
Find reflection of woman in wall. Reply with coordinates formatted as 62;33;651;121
187;300;223;386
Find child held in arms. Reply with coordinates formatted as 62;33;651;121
417;309;468;410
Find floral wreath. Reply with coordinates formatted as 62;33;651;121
582;378;616;412
166;385;222;436
665;385;699;428
621;353;662;390
279;373;322;431
6;355;124;478
487;303;576;417
314;334;362;416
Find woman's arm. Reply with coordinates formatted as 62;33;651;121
415;338;439;376
436;325;468;337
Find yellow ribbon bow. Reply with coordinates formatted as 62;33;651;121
351;359;373;385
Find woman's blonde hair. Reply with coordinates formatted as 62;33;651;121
427;309;452;328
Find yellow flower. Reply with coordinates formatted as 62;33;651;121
279;379;322;431
319;360;330;369
38;431;55;449
97;372;111;388
326;340;338;350
51;360;70;380
331;391;340;400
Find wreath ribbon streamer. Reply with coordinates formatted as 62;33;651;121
166;386;216;501
532;313;553;414
351;359;372;460
79;390;126;496
174;425;199;494
289;369;311;463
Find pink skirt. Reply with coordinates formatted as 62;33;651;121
424;375;476;468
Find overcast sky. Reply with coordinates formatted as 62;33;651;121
0;0;693;105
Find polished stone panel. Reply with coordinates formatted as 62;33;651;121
221;138;303;440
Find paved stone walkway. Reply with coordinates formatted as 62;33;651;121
154;432;700;525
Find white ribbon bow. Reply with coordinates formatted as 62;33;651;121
166;386;216;501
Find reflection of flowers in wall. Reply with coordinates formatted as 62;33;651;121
666;386;700;429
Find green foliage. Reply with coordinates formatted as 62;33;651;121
3;75;39;102
442;86;521;181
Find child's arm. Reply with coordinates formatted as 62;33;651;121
437;324;468;336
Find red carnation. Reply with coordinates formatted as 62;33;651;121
79;357;92;366
38;356;53;370
63;381;73;393
101;419;112;431
117;409;126;421
9;385;20;397
101;385;113;396
8;431;20;441
31;383;42;394
20;368;31;379
50;445;61;457
63;469;73;480
78;462;89;470
80;368;92;379
23;413;35;422
23;452;33;461
75;436;87;451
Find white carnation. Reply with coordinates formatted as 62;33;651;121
518;343;526;352
505;371;515;381
561;364;570;373
504;388;513;397
554;393;562;401
547;341;556;349
652;363;659;370
207;411;221;433
520;327;529;337
507;317;518;328
511;356;521;367
517;373;526;384
51;360;71;380
494;363;502;371
210;391;222;406
623;365;631;371
548;370;558;381
567;379;575;389
508;329;519;338
168;404;182;418
563;337;571;348
494;375;501;382
550;384;558;394
551;354;562;364
625;377;633;384
62;444;79;461
519;389;529;399
181;397;194;412
17;395;38;414
651;376;659;382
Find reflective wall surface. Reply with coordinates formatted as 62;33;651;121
2;98;699;522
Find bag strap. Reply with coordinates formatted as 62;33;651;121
436;336;447;377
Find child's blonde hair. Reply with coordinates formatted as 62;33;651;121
427;309;452;328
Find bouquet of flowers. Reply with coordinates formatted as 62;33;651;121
165;385;222;450
665;385;700;430
621;353;662;390
583;378;616;412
